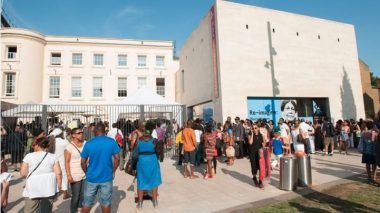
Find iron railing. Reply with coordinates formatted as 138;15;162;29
1;104;186;169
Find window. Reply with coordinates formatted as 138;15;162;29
246;25;249;29
118;77;127;97
72;53;82;65
137;77;147;89
156;56;165;67
51;53;61;65
3;73;16;96
118;54;128;67
49;76;60;98
71;77;82;97
94;54;103;66
138;55;147;67
156;78;165;97
7;46;17;59
93;77;103;97
318;35;321;39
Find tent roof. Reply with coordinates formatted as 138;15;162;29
114;87;181;105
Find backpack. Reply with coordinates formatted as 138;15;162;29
115;130;123;147
325;122;335;137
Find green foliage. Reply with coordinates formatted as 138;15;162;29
370;72;380;88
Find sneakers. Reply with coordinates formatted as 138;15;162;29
328;152;333;156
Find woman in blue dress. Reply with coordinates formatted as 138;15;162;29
136;121;162;210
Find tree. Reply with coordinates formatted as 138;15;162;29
370;72;380;88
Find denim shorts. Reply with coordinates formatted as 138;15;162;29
183;150;196;166
83;180;113;207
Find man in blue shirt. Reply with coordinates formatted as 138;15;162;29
81;122;120;213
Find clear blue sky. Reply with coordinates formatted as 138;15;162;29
3;0;380;76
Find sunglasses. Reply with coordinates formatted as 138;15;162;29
253;127;258;130
74;132;83;135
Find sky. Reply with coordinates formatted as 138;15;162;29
2;0;380;76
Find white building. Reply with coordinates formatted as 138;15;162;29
1;28;178;105
177;0;365;123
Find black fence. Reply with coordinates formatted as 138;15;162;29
1;104;186;168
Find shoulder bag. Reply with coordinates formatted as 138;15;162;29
26;152;48;180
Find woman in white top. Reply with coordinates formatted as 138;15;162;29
50;128;70;199
20;137;62;213
291;120;305;152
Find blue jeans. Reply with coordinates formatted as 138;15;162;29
195;143;204;166
83;180;113;207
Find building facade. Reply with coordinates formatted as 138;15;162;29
177;0;365;123
359;59;380;119
1;28;178;105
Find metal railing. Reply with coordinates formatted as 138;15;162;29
1;104;186;167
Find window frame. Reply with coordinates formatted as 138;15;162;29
137;77;147;89
156;56;165;67
49;76;60;98
117;77;128;97
6;46;17;60
72;53;83;65
137;55;147;67
93;53;104;66
156;77;165;97
92;77;103;97
3;73;16;97
50;53;62;66
71;76;82;98
118;54;128;67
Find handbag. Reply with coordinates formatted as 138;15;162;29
125;143;139;176
226;146;235;157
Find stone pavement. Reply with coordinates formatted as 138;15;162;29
4;150;365;213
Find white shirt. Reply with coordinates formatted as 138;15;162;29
107;128;123;140
22;152;58;198
54;137;69;175
299;122;310;139
280;123;290;138
291;128;305;152
152;129;158;139
195;129;202;143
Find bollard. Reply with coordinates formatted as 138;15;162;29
279;156;298;191
297;155;312;187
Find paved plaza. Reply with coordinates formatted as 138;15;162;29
5;150;365;213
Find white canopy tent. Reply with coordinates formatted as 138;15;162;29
109;87;183;123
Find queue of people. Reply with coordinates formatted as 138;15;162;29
0;115;379;212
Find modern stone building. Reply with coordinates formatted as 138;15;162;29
359;59;380;119
176;0;365;123
1;28;178;105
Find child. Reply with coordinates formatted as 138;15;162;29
272;127;284;167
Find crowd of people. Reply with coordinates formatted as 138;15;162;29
1;115;380;212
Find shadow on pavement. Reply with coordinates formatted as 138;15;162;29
221;168;253;186
94;186;126;213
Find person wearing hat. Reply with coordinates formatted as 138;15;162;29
271;127;284;167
